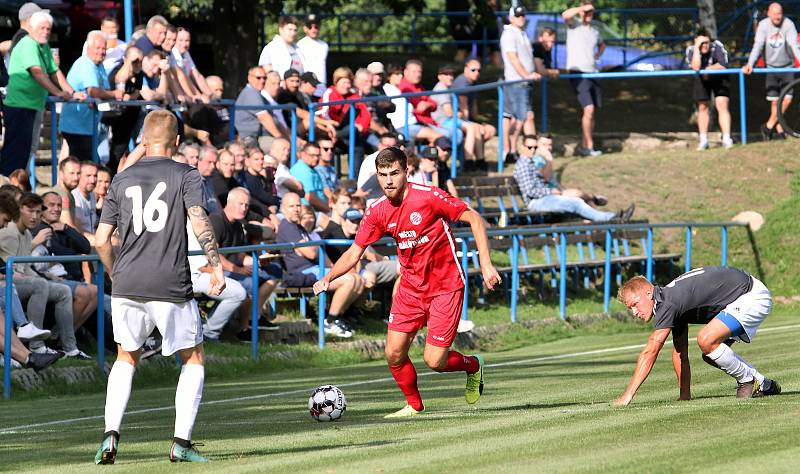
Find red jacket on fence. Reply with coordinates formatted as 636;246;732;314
399;78;439;127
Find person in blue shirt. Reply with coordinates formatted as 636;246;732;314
315;138;338;201
289;142;329;212
60;31;125;162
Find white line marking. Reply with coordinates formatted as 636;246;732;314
2;323;799;434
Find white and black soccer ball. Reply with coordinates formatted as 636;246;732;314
308;385;347;422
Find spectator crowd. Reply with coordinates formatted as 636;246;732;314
1;1;796;365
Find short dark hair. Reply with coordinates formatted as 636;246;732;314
97;165;112;176
279;16;299;28
405;59;422;69
59;156;80;172
379;132;397;142
386;64;403;75
302;142;320;154
696;28;712;38
522;134;539;142
0;184;20;199
0;193;19;221
166;24;177;34
540;27;556;37
18;192;43;210
375;147;407;170
101;16;119;26
80;160;99;171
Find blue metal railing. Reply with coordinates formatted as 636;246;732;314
2;220;747;399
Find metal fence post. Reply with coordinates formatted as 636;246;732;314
92;106;100;163
603;228;612;313
404;99;410;141
559;232;567;320
450;93;458;179
250;250;259;360
3;258;15;399
290;107;298;166
685;226;692;273
721;225;728;266
646;226;654;281
96;262;105;371
461;239;469;320
511;235;519;322
309;104;316;142
318;244;327;348
51;101;58;186
228;103;236;142
348;104;356;180
541;78;548;133
497;85;504;173
739;70;747;144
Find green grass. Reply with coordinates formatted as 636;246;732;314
3;311;800;473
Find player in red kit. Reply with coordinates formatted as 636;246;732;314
314;147;501;418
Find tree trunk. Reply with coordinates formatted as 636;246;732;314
697;0;717;38
212;0;260;97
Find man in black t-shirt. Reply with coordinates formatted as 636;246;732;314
532;27;560;79
95;110;224;464
107;47;145;172
614;267;780;406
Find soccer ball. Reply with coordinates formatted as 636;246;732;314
308;385;347;422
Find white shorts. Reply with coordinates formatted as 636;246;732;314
111;297;203;356
722;277;772;343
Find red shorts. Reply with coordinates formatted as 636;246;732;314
389;288;464;348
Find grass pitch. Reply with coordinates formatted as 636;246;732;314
3;312;800;473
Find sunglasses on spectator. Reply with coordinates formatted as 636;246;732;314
523;144;537;149
470;68;481;72
308;24;320;29
252;75;267;80
320;146;332;151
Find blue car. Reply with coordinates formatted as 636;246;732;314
524;14;685;71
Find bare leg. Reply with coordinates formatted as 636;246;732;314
581;105;595;150
767;100;779;130
697;101;710;135
715;96;731;136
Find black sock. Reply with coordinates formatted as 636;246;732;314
327;314;339;324
103;430;119;441
173;437;191;448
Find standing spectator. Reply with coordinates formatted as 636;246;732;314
563;1;605;157
276;192;361;338
139;50;170;101
71;161;99;240
0;11;79;176
95;165;112;216
270;138;304;197
297;14;328;96
0;193;86;358
532;27;561;79
290;143;329;212
743;2;800;140
55;157;81;230
134;15;167;54
60;31;126;162
315;138;338;200
319;67;371;159
259;16;305;78
500;6;540;164
687;30;732;150
452;58;496;171
100;16;127;72
384;64;443;145
235;66;286;152
399;60;458;142
107;46;145;171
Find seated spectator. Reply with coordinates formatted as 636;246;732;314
353;68;390;149
399;59;459;143
0;193;87;358
259;16;305;78
276;192;362;337
60;30;126;162
319;67;371;159
55;156;81;229
32;192;99;335
134;15;167;55
687;30;732;150
209;149;242;207
514;135;633;222
95;165;112;217
178;142;201;168
235;66;289;152
100;16;127;72
270;138;304;198
8;169;31;192
299;71;321;102
198;75;231;147
315;138;338;200
383;64;442;146
531;134;607;206
211;188;282;339
140;50;170;102
0;312;61;371
442;61;497;172
277;68;336;140
431;137;459;197
238;147;279;223
0;11;79;176
366;62;395;130
195;146;222;214
71;161;99;242
227;141;247;173
409;147;437;185
290;142;329;212
356;132;398;204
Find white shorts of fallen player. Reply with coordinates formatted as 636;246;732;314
722;277;772;343
111;297;203;356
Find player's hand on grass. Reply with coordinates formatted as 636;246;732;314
612;394;632;407
313;279;329;295
482;265;502;291
208;265;226;296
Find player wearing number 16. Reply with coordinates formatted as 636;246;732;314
93;110;225;464
313;147;502;418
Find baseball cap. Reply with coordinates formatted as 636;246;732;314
395;132;407;145
421;147;438;160
284;68;300;80
509;5;527;17
344;208;363;222
306;14;321;26
300;71;320;86
19;2;47;21
434;136;452;152
367;61;385;75
437;64;456;75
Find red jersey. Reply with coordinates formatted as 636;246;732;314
399;78;438;126
355;183;467;297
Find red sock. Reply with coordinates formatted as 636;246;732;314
388;359;424;411
443;351;479;373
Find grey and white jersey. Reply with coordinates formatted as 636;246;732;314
747;17;800;68
652;266;754;339
100;156;205;302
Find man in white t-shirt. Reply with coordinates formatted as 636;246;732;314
297;14;328;96
259;16;305;79
356;133;398;205
100;16;127;72
269;138;304;198
171;27;212;100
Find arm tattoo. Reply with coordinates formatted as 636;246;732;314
188;206;222;268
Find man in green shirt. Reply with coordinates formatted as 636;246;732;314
0;11;81;176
